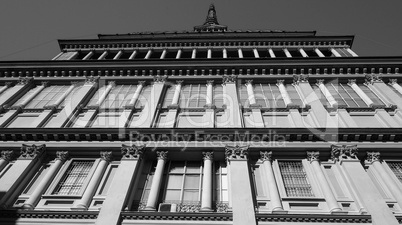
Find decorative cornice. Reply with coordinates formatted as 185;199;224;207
202;152;214;160
256;214;371;223
121;144;146;160
0;210;98;219
293;74;309;84
153;75;167;83
365;74;382;85
307;151;319;162
156;151;168;161
55;151;69;162
366;152;381;163
121;211;232;221
1;150;14;162
225;145;249;161
259;151;272;162
331;144;358;161
222;75;237;84
19;144;46;159
100;151;113;162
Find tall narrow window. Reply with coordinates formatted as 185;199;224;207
214;162;228;203
179;84;207;108
387;162;402;183
53;160;94;195
253;84;286;108
278;161;314;197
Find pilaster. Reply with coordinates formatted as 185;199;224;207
222;75;242;127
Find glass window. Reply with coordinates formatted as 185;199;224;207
278;161;314;197
215;161;228;202
254;83;286;108
101;85;137;109
358;84;385;106
179;84;207;108
7;113;39;128
214;85;224;108
52;160;94;195
91;112;120;128
162;86;175;108
24;86;70;109
286;84;304;106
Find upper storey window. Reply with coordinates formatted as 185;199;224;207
13;85;71;109
179;84;207;108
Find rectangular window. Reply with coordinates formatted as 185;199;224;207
387;162;402;183
25;86;70;109
101;85;137;109
253;83;286;108
214;162;228;202
179;84;207;108
278;161;314;197
91;112;120;128
7;113;40;128
52;160;94;195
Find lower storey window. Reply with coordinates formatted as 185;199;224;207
53;160;94;195
278;161;314;197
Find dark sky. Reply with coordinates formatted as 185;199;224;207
1;0;402;61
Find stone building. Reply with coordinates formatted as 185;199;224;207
1;4;402;225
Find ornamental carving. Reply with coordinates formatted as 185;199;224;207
222;75;237;84
225;145;249;160
259;151;272;162
121;144;146;160
347;79;356;86
41;81;49;87
331;144;358;161
55;151;69;162
276;79;285;85
365;74;382;84
108;81;116;87
245;80;253;86
216;202;229;213
316;79;325;86
176;80;184;85
153;75;167;83
100;151;113;162
4;82;13;87
17;77;33;85
389;79;398;85
202;152;214;160
157;151;168;161
177;203;201;212
1;150;14;162
85;76;99;84
307;151;319;162
293;74;309;84
19;144;46;159
366;152;381;163
206;80;214;86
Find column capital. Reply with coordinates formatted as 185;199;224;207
121;144;146;160
316;79;325;86
347;79;356;86
331;144;358;161
365;74;383;85
71;81;80;87
366;152;381;163
19;144;46;159
156;151;168;161
245;80;253;86
293;74;309;85
4;82;13;87
259;151;272;162
41;81;50;87
202;152;214;161
389;79;398;85
206;80;214;85
225;145;249;161
176;80;184;85
222;75;237;84
138;80;146;86
55;151;69;162
17;77;33;86
100;151;113;162
108;81;116;87
307;151;320;162
85;76;99;84
1;150;14;162
153;75;167;83
276;79;285;85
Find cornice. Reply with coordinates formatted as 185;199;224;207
256;214;371;223
0;210;98;219
120;212;232;221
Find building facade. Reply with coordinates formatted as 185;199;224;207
1;4;402;225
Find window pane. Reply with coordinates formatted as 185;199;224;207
184;175;200;189
165;190;181;202
98;165;118;195
166;175;183;189
53;160;94;195
183;190;199;202
169;162;185;173
186;162;201;173
8;114;38;128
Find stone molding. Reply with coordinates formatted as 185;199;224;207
85;76;99;84
389;79;398;85
121;144;146;160
19;144;46;159
17;77;33;85
225;145;249;160
331;144;358;161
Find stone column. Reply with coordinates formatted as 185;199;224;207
201;152;213;211
98;51;108;60
389;79;402;95
316;79;337;107
283;48;292;58
238;49;243;58
314;48;325;57
0;151;14;173
226;145;256;225
245;80;256;105
268;48;276;58
22;151;69;210
160;49;167;59
0;82;11;95
82;51;94;60
306;151;341;212
51;82;77;108
348;79;374;106
144;151;168;211
333;145;399;225
113;50;123;60
222;75;242;127
276;80;292;106
95;81;115;106
129;50;137;60
299;48;308;57
171;80;183;106
253;49;259;58
259;151;283;212
191;49;197;59
15;82;48;109
145;49;152;59
330;48;342;57
128;81;145;107
176;49;182;59
206;80;214;106
346;48;358;57
207;49;212;59
223;48;227;58
366;152;402;209
96;145;145;225
0;144;45;207
73;151;112;210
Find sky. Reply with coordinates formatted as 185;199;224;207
1;0;402;61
